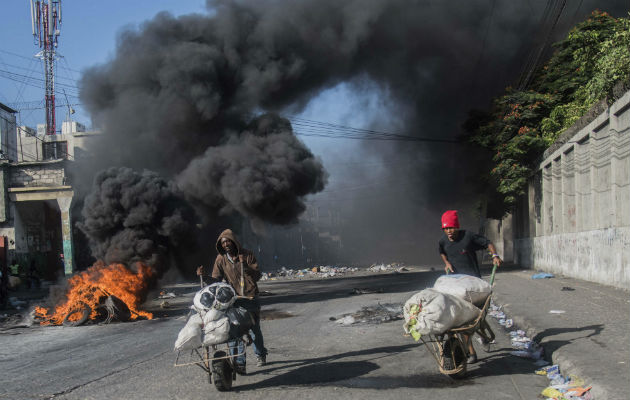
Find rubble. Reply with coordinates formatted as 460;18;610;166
259;265;360;281
333;303;403;326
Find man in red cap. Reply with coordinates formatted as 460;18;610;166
438;210;502;363
439;210;502;277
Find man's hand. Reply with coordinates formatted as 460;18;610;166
444;262;454;274
238;254;245;263
196;265;204;276
492;256;503;267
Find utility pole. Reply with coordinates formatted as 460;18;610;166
31;0;62;136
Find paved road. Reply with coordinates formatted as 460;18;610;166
1;267;548;399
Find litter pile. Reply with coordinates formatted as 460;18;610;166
260;265;359;281
536;365;593;400
368;263;407;273
333;303;403;326
487;302;596;399
174;282;254;351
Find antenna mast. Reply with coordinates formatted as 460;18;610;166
31;0;62;136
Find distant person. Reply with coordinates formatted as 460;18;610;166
438;210;502;363
28;260;41;290
197;229;268;375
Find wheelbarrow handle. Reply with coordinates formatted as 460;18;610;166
489;263;498;286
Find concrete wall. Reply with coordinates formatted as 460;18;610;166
9;161;67;187
513;90;630;289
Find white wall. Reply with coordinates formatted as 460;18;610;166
513;90;630;289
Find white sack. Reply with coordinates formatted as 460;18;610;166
174;313;203;351
202;316;231;346
433;274;492;306
202;308;225;325
403;288;480;335
193;282;236;313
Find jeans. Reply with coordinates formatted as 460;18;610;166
229;299;267;366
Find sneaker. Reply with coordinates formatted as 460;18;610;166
256;355;266;367
467;354;478;364
234;363;246;375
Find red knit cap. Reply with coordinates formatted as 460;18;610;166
441;210;460;228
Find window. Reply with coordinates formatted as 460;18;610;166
43;141;68;160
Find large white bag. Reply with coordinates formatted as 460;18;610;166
202;316;231;346
174;313;203;351
193;282;237;313
433;274;491;306
403;288;480;335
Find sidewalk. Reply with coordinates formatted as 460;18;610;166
486;263;629;400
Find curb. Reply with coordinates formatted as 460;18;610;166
492;292;606;400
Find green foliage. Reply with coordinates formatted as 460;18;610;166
466;11;630;214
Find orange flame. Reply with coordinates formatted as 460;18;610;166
35;262;154;326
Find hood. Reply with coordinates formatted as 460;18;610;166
216;229;242;255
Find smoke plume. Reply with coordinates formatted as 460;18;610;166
78;167;196;274
77;0;629;265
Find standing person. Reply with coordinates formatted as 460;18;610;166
197;229;268;375
438;210;502;363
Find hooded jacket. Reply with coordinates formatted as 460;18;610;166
211;229;261;297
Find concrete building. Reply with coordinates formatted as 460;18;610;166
0;103;99;280
486;88;630;290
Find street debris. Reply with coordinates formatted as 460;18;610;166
549;310;566;314
532;272;555;279
536;364;594;399
158;291;177;299
350;288;384;295
260;265;360;281
561;286;575;291
333;303;403;326
489;301;598;398
368;263;407;273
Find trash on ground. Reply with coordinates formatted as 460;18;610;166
532;272;555;279
335;303;403;326
549;310;566;314
350;288;384;295
260;265;360;281
536;363;594;399
368;263;405;272
561;286;575;291
158;291;177;299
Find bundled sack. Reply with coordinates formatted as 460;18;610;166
433;274;491;306
226;306;256;338
193;282;237;313
203;316;231;346
403;288;480;336
174;313;203;351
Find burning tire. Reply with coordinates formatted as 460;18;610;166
62;303;91;327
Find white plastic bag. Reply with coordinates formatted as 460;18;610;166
202;316;231;346
403;288;480;335
174;313;203;351
433;274;491;306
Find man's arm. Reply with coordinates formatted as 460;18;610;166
440;253;454;273
486;243;503;267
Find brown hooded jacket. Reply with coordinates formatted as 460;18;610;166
211;229;261;297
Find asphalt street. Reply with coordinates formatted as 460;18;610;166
0;267;552;400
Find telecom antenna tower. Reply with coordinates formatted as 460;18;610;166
31;0;62;136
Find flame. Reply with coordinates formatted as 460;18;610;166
35;262;154;326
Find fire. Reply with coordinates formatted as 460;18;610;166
35;262;154;326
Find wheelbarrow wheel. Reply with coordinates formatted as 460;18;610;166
211;350;233;391
442;336;467;379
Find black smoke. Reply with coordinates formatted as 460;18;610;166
78;167;196;274
176;113;326;225
77;0;630;265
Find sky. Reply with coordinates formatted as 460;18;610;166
1;0;628;266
